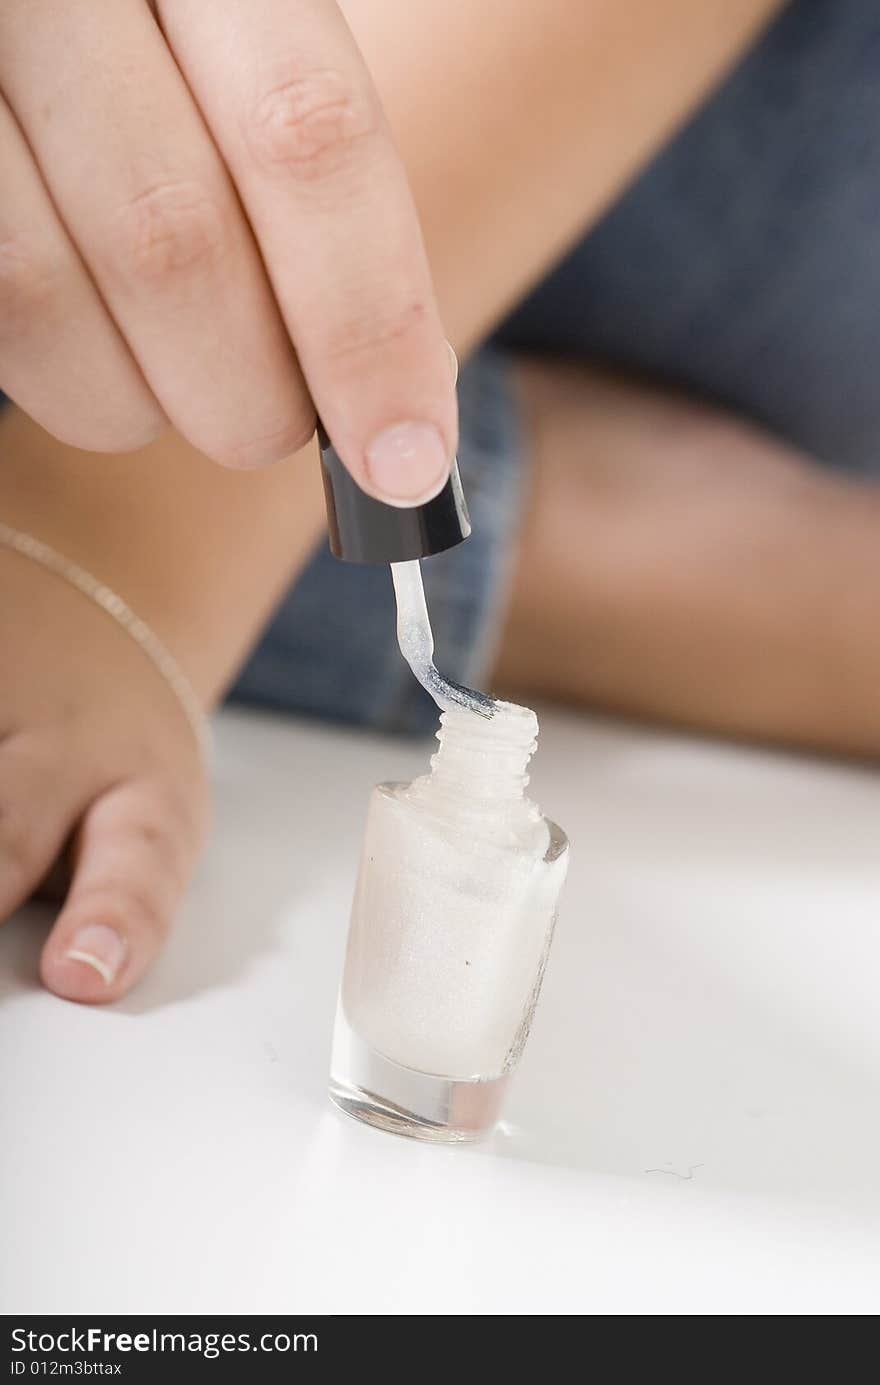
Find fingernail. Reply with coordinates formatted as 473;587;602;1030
364;422;450;506
64;924;126;987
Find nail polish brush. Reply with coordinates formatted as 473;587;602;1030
318;432;494;716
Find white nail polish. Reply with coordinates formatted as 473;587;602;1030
329;563;569;1142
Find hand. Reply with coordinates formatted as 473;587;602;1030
0;0;456;504
0;542;209;1004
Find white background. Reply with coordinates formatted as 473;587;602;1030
2;705;879;1314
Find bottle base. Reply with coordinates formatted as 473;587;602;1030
329;1016;507;1144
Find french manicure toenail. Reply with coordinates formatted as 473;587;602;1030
64;924;126;986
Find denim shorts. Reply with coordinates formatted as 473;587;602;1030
233;0;880;734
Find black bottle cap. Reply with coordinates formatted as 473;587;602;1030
319;434;471;565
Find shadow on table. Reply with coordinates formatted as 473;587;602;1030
485;717;880;1215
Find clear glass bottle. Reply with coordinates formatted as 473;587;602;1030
329;702;569;1142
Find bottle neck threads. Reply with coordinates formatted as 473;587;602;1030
427;703;539;806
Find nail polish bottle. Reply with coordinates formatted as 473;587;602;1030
329;702;569;1141
317;421;568;1141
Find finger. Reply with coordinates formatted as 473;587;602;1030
0;734;95;921
41;776;204;1005
0;95;163;453
0;0;314;468
159;0;457;502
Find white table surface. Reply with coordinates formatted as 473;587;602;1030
2;704;879;1315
